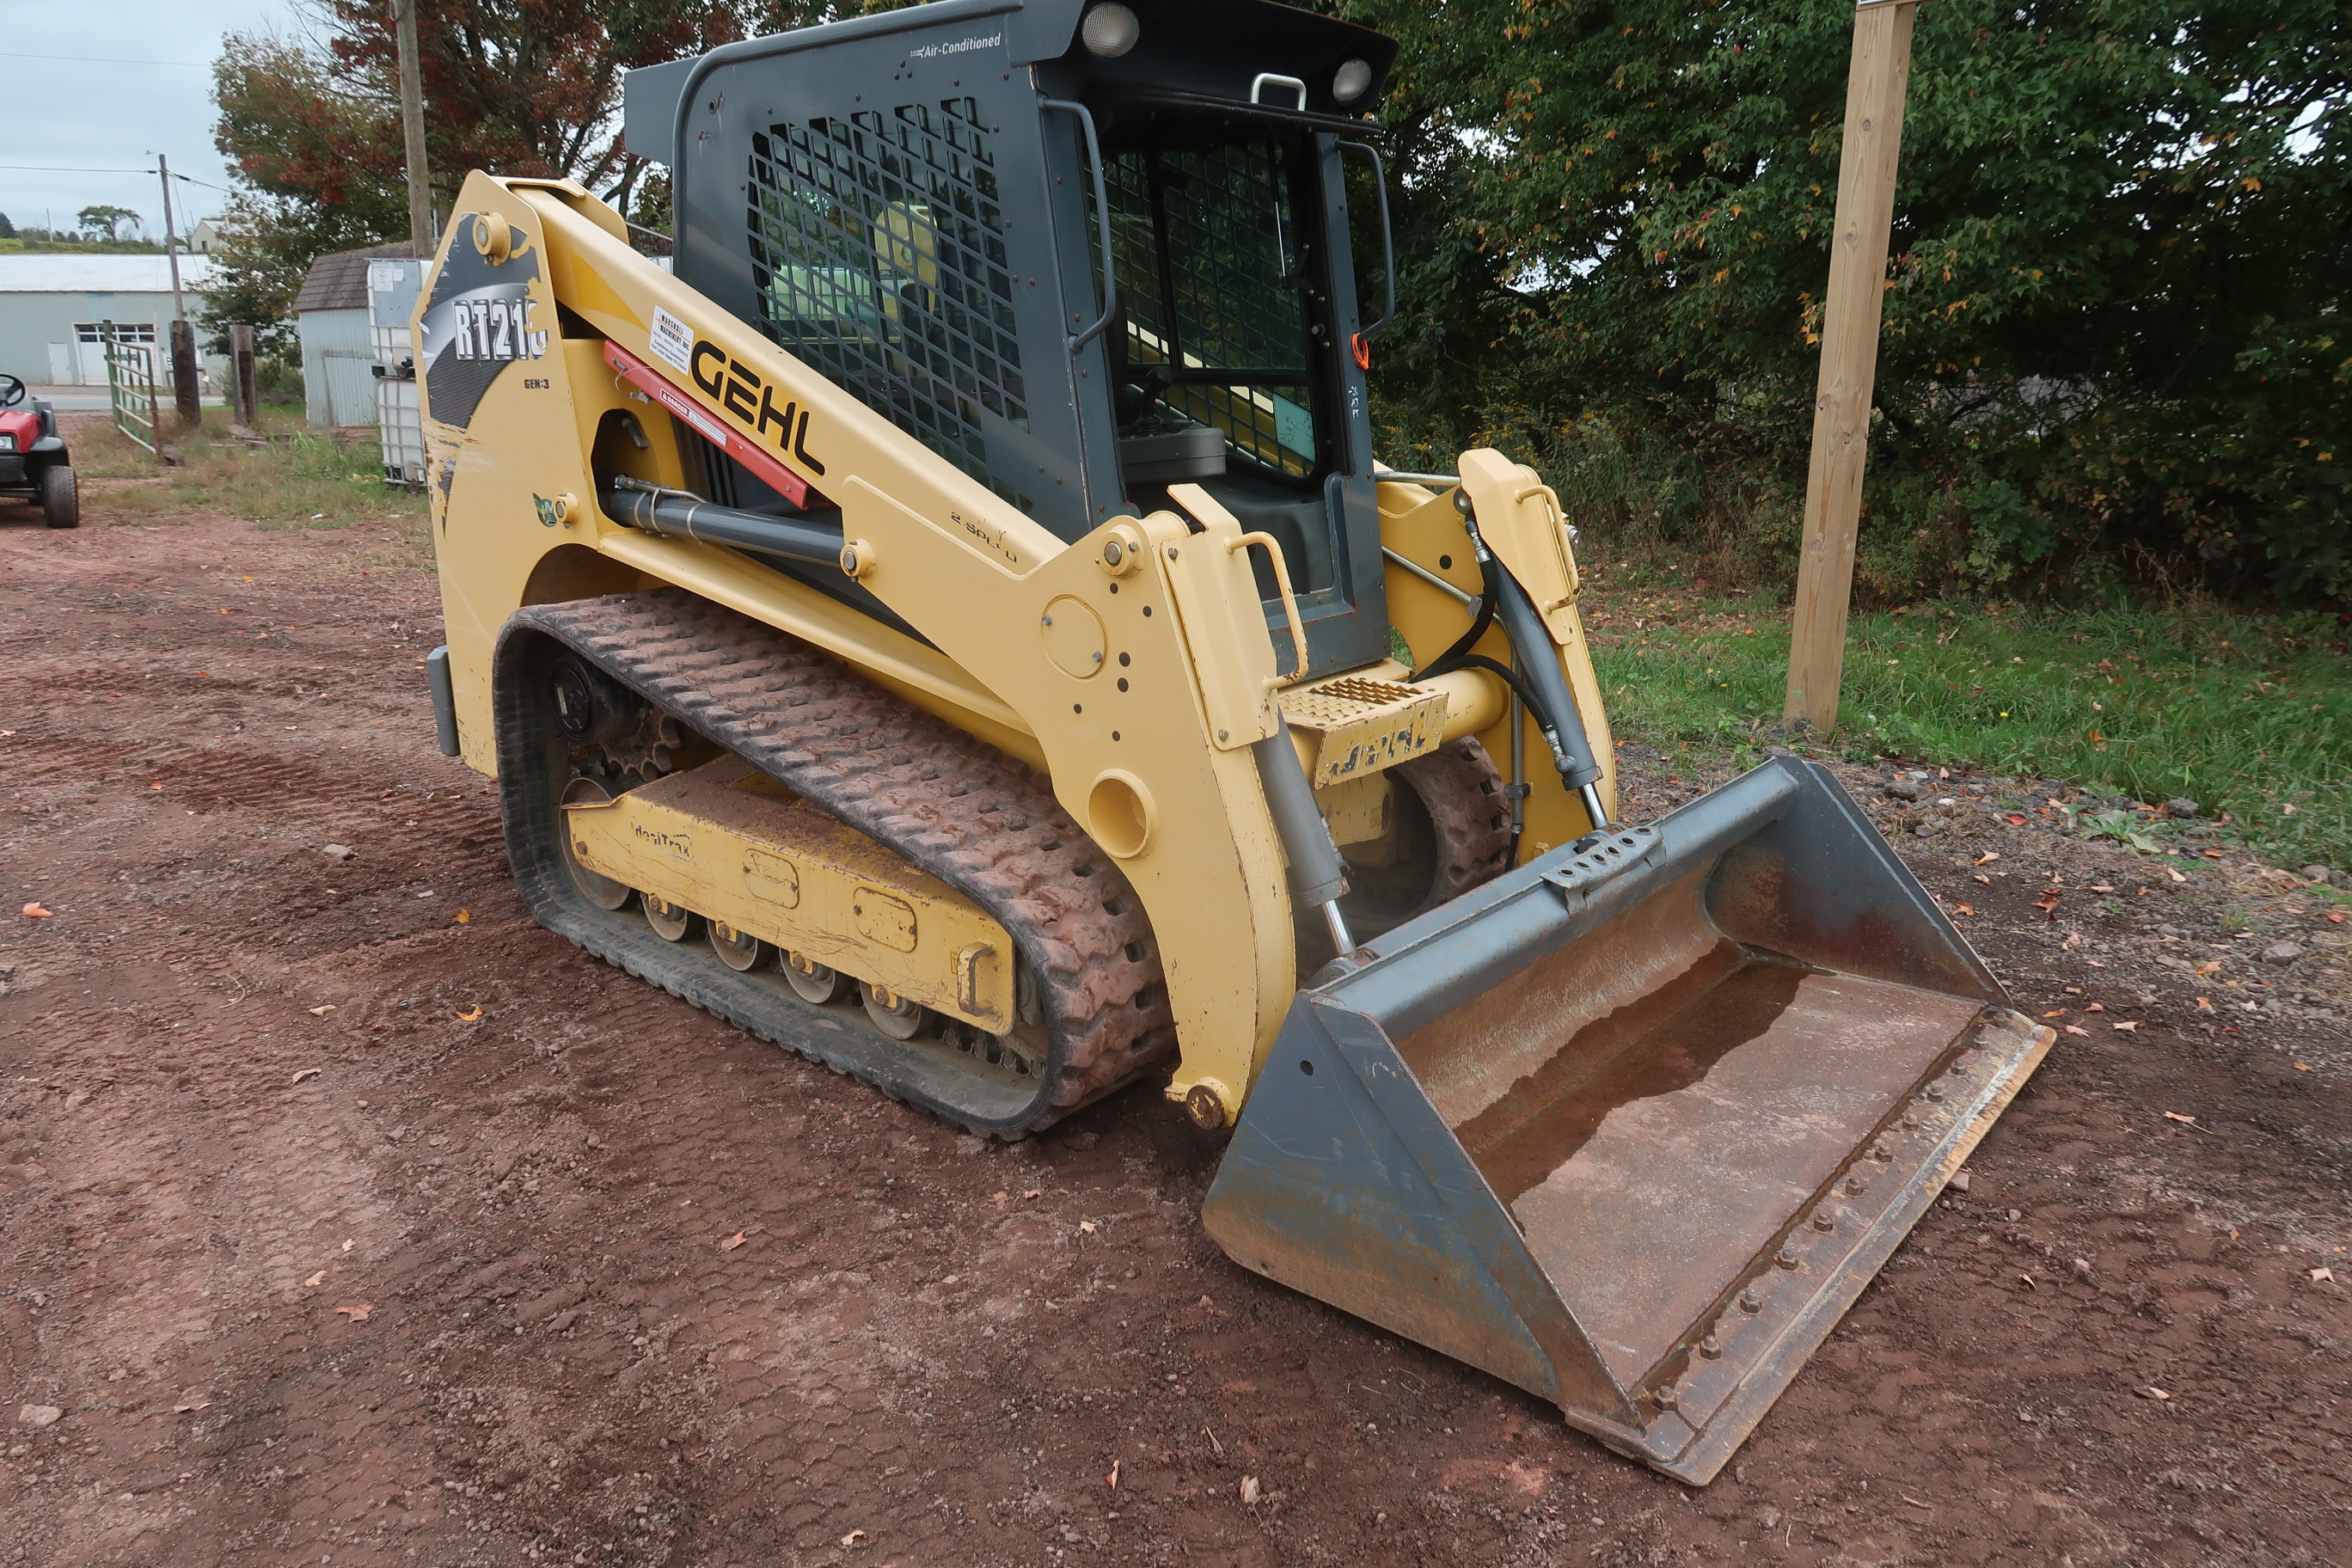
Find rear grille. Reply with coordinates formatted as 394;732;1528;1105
746;98;1032;510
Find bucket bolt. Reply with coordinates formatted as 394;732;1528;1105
1737;1289;1763;1314
1698;1333;1724;1361
1773;1246;1800;1270
1810;1209;1839;1233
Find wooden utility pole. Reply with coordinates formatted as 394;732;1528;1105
1783;0;1920;732
392;0;436;255
156;152;201;429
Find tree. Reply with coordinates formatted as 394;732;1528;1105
0;212;15;239
1336;0;2352;603
77;205;143;243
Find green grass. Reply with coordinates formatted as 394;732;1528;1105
75;407;430;561
1585;585;2352;873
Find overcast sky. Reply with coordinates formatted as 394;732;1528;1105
0;0;310;239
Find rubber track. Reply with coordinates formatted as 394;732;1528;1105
1394;738;1513;911
496;590;1175;1136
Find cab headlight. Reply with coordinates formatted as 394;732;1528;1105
1332;58;1374;104
1081;3;1140;58
0;433;15;452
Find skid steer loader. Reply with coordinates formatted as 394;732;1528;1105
415;0;2051;1482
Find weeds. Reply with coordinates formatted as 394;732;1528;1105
73;408;428;558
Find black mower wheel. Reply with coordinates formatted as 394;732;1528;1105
40;465;78;529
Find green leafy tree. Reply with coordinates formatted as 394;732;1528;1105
1338;0;2351;603
77;204;144;242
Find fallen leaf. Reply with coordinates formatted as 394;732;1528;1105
2063;1025;2091;1037
2202;848;2225;860
1023;1189;1042;1201
149;781;163;791
2019;1273;2037;1289
453;909;472;925
2112;1020;2140;1033
455;1005;483;1022
2006;814;2027;826
308;1004;336;1016
341;1238;354;1252
2195;960;2223;976
1901;1496;1934;1510
2294;1062;2313;1072
1106;1459;1120;1490
291;1068;322;1085
1078;1220;1097;1234
720;1230;748;1252
2162;1112;2198;1125
2043;1008;2068;1019
303;1271;325;1288
1239;1475;1262;1505
839;1530;867;1547
1973;873;1992;885
334;1302;373;1322
1953;902;1975;916
2312;1267;2337;1283
2141;1386;2173;1401
1974;851;2001;866
2331;911;2347;924
2196;996;2215;1013
2084;1001;2106;1013
21;903;52;919
172;1391;210;1413
2165;867;2188;883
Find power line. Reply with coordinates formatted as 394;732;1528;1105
0;52;206;67
0;164;233;193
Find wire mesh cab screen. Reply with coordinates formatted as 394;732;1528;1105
749;98;1036;515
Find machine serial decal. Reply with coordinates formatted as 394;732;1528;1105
647;306;696;375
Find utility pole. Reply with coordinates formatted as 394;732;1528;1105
393;0;436;255
156;152;201;429
1782;0;1920;732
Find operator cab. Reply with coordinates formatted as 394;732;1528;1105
631;0;1399;680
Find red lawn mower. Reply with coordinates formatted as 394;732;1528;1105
0;373;78;528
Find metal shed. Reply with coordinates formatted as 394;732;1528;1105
293;243;417;427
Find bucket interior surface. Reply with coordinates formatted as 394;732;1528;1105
1395;873;1986;1389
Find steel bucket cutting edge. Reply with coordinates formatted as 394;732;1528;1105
1202;756;2054;1481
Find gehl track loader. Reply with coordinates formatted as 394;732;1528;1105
416;0;2052;1482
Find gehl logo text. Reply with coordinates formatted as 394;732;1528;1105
690;342;827;476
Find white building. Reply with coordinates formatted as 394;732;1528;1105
0;253;223;387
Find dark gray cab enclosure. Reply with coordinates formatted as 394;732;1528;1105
625;0;1400;679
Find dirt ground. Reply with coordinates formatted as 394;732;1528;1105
3;438;2349;1566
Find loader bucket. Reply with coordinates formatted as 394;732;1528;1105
1203;757;2052;1482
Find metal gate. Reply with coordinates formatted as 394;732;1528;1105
103;322;162;456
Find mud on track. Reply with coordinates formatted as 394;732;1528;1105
3;456;2349;1565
